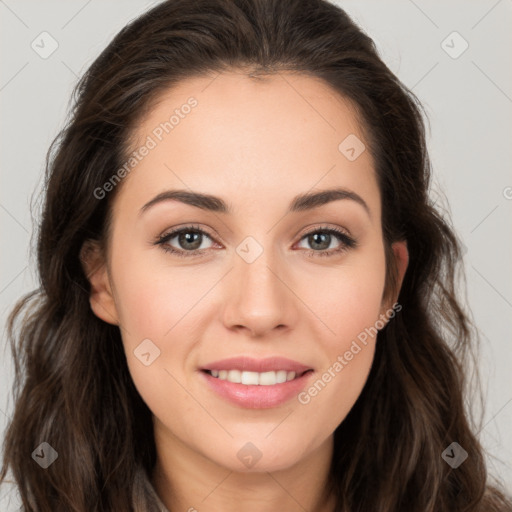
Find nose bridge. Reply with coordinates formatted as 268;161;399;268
222;234;296;335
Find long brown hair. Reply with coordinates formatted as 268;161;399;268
2;0;511;510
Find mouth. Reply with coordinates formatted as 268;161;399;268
198;356;315;408
202;368;314;386
199;367;315;409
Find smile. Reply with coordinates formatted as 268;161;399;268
200;368;315;409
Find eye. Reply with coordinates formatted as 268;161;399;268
296;226;357;257
154;224;357;259
155;225;216;258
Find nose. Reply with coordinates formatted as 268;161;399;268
221;247;298;338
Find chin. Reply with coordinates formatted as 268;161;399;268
207;437;310;474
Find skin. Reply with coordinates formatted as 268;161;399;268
82;70;408;512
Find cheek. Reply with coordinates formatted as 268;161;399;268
292;252;385;419
107;241;203;382
300;251;387;349
111;262;206;423
110;243;215;343
334;280;384;346
294;272;384;434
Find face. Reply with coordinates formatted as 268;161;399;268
84;70;408;473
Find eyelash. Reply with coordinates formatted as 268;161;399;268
154;224;357;259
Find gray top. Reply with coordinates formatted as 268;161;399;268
132;466;171;512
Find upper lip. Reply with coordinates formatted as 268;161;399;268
201;356;313;374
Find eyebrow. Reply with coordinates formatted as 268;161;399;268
140;187;371;218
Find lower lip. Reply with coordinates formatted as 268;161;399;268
199;370;314;409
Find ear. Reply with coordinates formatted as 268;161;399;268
379;240;409;317
79;239;119;325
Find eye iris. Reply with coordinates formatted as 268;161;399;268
309;232;331;250
178;231;202;250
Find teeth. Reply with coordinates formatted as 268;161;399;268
227;369;241;383
260;371;279;385
276;370;287;384
209;369;298;385
240;371;258;385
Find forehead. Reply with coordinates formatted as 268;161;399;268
132;69;367;154
116;70;379;218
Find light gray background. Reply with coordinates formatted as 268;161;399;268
1;0;511;508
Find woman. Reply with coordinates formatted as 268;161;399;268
1;0;511;510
